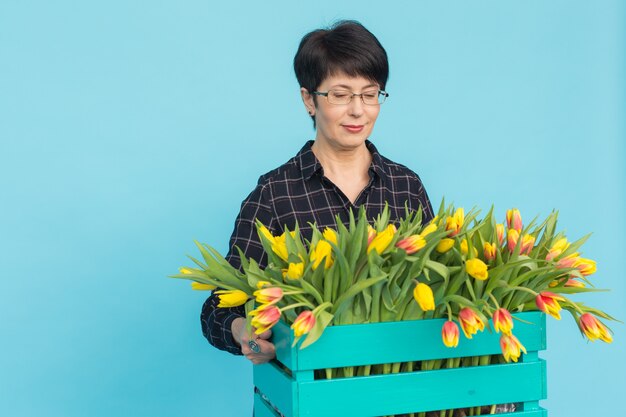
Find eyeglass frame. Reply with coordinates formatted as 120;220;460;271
311;89;389;105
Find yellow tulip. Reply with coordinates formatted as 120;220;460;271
310;240;333;270
283;262;304;280
191;282;216;291
436;238;455;253
258;224;275;244
413;283;435;311
445;208;464;236
367;224;397;255
420;223;438;238
466;258;489;280
215;289;249;308
323;228;338;245
460;239;478;257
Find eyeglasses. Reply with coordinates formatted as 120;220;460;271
312;89;389;105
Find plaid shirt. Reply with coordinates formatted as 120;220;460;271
201;140;434;354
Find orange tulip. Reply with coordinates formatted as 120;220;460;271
578;313;612;343
250;305;281;334
574;258;597;276
397;234;426;254
535;292;565;320
507;229;519;253
291;310;316;337
458;307;485;339
483;242;496;262
492;308;513;335
500;333;527;362
520;234;535;255
546;238;569;261
253;287;283;305
442;321;460;348
496;223;505;246
506;208;523;232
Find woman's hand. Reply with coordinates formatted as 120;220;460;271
231;317;276;364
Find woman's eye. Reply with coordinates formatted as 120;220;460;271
331;91;350;98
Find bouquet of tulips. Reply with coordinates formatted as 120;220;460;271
174;202;615;366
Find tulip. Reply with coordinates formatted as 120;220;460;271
458;308;485;339
397;235;426;254
459;239;478;256
215;289;249;308
323;228;338;245
367;225;377;245
483;242;497;262
556;253;579;269
420;223;438;237
310;240;334;270
492;308;513;335
258;224;276;244
367;224;397;255
546;238;569;261
442;321;460;348
445;208;464;237
535;291;565;320
565;278;585;288
507;229;519;253
191;282;216;291
413;283;435;311
500;334;527;363
250;305;281;334
574;258;597;276
254;287;283;305
506;208;523;232
436;238;455;253
271;232;290;262
466;258;489;281
291;310;316;337
283;262;304;280
520;234;536;255
496;224;505;246
578;313;613;343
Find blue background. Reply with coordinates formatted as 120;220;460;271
1;1;624;416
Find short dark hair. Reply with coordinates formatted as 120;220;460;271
294;20;389;127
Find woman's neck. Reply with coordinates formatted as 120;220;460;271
310;140;372;179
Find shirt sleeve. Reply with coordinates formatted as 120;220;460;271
200;181;275;355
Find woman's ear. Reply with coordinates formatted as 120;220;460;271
300;87;315;116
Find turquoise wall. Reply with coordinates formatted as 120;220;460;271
1;1;624;416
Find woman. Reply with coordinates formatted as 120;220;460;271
201;20;433;365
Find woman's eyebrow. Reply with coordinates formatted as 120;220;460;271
330;83;379;90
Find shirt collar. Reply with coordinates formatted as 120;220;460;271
297;140;387;183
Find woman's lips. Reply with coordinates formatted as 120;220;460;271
343;125;364;133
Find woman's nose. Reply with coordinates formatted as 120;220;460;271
347;94;365;116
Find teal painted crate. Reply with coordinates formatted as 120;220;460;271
253;312;547;417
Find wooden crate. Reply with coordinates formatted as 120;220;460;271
253;312;547;417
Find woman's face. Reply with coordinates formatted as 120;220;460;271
302;73;382;151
